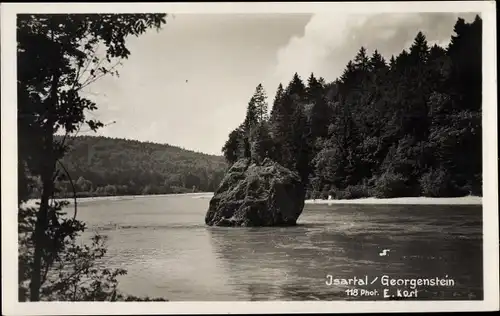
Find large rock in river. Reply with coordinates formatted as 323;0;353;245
205;158;305;227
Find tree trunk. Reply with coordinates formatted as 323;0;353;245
29;68;59;301
29;170;53;301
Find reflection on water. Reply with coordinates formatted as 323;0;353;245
70;195;483;301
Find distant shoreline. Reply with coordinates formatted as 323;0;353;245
305;196;482;205
22;192;482;207
22;192;212;207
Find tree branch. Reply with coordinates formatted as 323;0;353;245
56;160;78;220
79;59;122;91
75;42;100;88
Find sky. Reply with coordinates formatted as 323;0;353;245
83;12;478;156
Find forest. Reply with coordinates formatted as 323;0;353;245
26;135;227;199
222;16;482;199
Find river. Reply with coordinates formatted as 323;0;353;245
68;193;483;301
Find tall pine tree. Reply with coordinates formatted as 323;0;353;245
269;83;284;126
252;83;269;122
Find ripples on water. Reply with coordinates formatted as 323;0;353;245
68;195;483;301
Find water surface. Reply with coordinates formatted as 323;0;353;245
70;194;483;301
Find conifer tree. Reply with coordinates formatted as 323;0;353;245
241;97;259;158
250;121;274;164
270;88;296;168
369;50;387;71
308;73;330;141
269;83;284;126
409;31;430;64
252;83;269;122
354;46;370;71
286;72;306;102
290;105;310;181
389;55;396;69
306;73;322;102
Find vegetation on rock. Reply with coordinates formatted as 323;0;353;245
205;158;305;227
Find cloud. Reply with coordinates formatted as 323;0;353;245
266;12;479;95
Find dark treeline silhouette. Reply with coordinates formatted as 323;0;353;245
25;135;227;199
222;16;482;199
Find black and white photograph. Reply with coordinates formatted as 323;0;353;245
1;1;498;314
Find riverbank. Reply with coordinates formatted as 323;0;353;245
21;192;213;208
21;193;482;208
305;196;482;205
190;193;482;205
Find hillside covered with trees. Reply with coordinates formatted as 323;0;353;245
222;16;482;200
27;136;227;199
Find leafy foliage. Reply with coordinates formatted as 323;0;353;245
18;202;167;301
17;13;170;301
